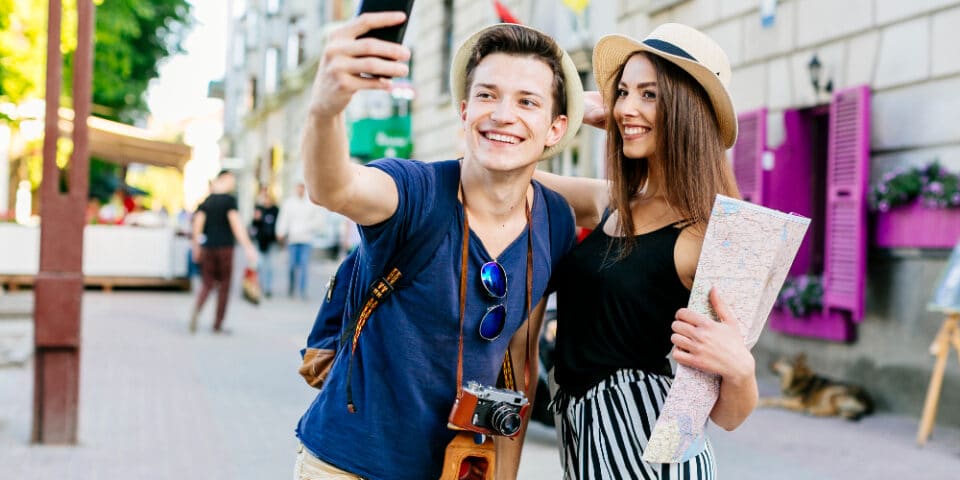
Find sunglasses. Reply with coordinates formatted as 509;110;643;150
478;260;507;341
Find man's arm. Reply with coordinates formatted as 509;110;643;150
494;299;547;480
191;210;205;263
301;12;410;226
228;209;259;265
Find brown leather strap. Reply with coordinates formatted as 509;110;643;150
347;268;403;413
456;186;470;399
457;183;533;397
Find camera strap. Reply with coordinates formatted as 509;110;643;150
456;183;533;399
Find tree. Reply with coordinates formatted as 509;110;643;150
0;0;49;105
64;0;193;123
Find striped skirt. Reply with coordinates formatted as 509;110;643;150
550;369;717;480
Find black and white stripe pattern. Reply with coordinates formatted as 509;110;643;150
552;369;717;480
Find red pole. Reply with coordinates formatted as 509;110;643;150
32;0;94;444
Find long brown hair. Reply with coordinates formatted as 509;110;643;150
606;52;740;258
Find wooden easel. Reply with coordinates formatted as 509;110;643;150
917;313;960;446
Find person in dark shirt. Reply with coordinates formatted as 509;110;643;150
535;24;759;479
250;187;279;298
189;170;258;334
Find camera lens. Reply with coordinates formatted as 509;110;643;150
489;403;522;436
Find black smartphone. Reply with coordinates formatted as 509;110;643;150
356;0;416;44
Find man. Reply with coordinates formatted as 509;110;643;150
294;13;583;480
276;182;322;299
189;170;258;334
250;187;279;297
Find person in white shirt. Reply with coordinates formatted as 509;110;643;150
276;182;322;299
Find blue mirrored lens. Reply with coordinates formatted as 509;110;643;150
478;304;506;341
480;261;507;298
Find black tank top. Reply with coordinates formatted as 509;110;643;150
552;209;691;398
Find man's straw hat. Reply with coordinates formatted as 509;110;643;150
593;23;737;148
450;24;584;160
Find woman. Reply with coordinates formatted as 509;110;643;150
537;24;758;479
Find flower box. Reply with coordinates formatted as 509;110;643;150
873;201;960;249
768;307;855;342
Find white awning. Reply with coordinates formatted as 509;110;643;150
58;108;192;171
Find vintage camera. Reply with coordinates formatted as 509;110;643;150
448;381;530;437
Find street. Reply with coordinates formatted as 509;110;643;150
1;257;959;479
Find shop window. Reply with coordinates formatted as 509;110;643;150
732;86;871;342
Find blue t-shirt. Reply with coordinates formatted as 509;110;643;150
296;159;575;480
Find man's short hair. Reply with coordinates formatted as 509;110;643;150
463;24;567;119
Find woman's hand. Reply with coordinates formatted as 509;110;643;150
583;91;607;129
670;287;755;383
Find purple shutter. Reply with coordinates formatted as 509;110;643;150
732;109;766;204
823;86;870;322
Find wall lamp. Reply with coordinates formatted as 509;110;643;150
807;53;833;95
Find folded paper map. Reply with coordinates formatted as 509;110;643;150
642;195;811;464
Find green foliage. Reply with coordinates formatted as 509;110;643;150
869;161;960;212
64;0;193;123
776;275;824;318
0;0;48;103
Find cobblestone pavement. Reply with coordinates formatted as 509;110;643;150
1;257;959;479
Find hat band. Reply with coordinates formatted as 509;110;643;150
642;38;698;63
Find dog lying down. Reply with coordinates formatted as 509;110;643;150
759;353;874;420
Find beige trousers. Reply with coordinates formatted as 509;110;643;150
294;444;365;480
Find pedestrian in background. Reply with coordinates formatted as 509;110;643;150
189;170;258;334
250;187;279;298
536;24;757;479
276;182;321;300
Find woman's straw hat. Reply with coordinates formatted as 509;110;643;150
593;23;737;148
450;23;584;160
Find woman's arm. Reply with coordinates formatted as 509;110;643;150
533;170;609;229
671;288;759;431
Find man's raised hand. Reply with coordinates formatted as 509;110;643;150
308;12;412;118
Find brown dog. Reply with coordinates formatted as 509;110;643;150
759;353;873;420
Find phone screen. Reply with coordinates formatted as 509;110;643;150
356;0;416;44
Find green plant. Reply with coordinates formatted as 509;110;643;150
776;274;823;318
918;163;960;209
869;161;960;212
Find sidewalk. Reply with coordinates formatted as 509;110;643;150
1;257;959;479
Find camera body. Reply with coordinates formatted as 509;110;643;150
448;381;529;437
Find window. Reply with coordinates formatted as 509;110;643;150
233;33;245;68
233;0;247;19
440;0;454;95
734;86;872;342
266;0;281;16
264;47;280;94
246;12;259;49
287;20;304;70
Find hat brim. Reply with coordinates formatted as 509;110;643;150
450;24;584;160
593;34;737;149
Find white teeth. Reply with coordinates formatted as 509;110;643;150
485;132;520;144
624;127;650;136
